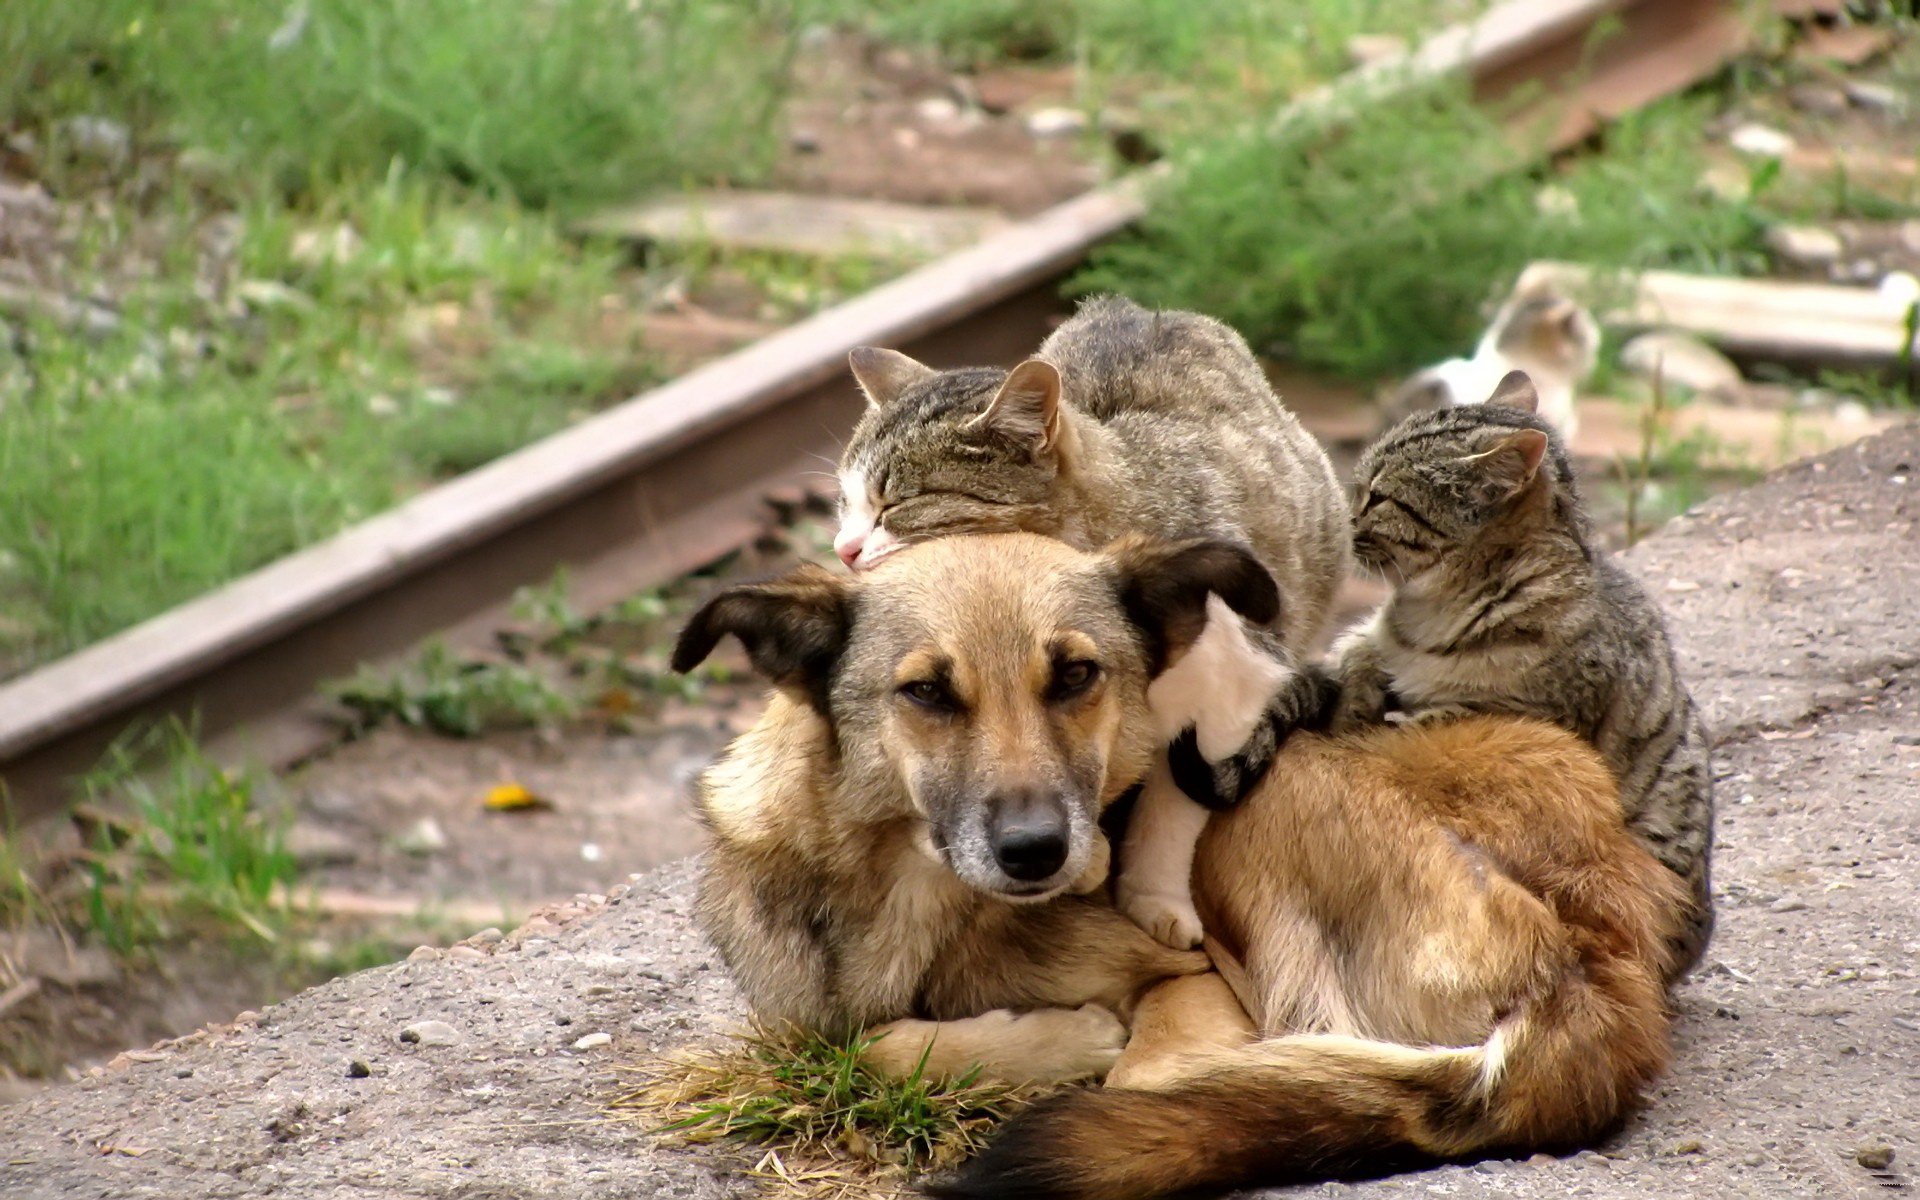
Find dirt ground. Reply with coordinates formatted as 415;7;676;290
4;422;1916;1198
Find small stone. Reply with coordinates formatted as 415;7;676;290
174;1067;193;1079
399;1020;460;1047
445;945;485;962
1025;107;1088;138
347;1059;371;1079
790;128;821;154
406;945;442;963
284;822;357;868
1729;122;1796;158
236;279;315;312
468;927;504;946
572;1032;612;1051
1857;1144;1895;1171
396;816;448;856
59;115;130;166
1527;1153;1556;1165
1845;82;1906;115
1892;733;1920;747
579;842;603;863
554;1014;573;1026
1668;1138;1705;1155
1619;330;1745;398
914;96;961;123
1770;897;1808;913
1787;83;1850;117
585;983;617;997
1765;224;1845;268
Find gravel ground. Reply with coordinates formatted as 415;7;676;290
4;424;1916;1200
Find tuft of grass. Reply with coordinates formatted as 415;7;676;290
329;640;578;739
72;722;297;953
1080;85;1771;381
612;1025;1041;1193
0;0;800;211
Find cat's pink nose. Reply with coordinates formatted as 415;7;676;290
834;530;865;568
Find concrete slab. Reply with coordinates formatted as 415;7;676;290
5;424;1917;1200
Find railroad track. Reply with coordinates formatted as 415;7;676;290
0;0;1815;819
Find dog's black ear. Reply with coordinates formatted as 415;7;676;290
1104;535;1279;674
672;565;853;711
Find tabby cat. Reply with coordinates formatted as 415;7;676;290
1333;371;1713;977
835;295;1351;948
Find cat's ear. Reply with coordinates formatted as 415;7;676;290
1485;370;1539;413
1103;535;1280;675
672;565;852;712
1468;428;1551;502
849;347;936;409
971;359;1066;454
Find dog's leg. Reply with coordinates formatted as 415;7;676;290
1105;972;1256;1091
1115;756;1210;949
860;1006;1128;1085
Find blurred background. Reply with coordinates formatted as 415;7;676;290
1;0;1914;1100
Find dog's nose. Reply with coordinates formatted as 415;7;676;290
988;791;1069;882
834;529;865;568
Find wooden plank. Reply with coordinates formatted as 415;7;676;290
576;191;1010;261
1523;262;1920;365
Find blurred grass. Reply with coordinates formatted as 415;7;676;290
1080;87;1774;379
0;0;799;210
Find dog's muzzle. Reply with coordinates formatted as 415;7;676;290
986;788;1070;884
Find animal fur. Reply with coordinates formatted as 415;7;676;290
676;533;1680;1195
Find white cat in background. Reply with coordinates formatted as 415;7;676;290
1386;280;1600;442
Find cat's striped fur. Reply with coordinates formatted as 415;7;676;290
1331;373;1712;978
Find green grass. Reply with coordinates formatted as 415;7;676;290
66;723;296;953
0;173;658;674
0;0;799;211
614;1024;1040;1188
1080;84;1773;381
329;640;578;739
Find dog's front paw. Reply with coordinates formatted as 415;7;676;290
1116;882;1205;950
1017;1005;1129;1082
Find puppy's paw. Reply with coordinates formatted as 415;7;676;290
1068;832;1111;895
1116;883;1205;950
1017;1005;1128;1082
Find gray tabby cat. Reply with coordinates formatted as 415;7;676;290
1333;371;1713;978
836;295;1350;948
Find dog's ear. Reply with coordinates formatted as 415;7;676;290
849;347;935;409
1103;535;1280;674
672;565;853;710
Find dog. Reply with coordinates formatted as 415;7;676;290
673;532;1681;1198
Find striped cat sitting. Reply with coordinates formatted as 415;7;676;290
1319;371;1713;978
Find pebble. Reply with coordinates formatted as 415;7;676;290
1729;122;1796;158
585;984;618;997
1025;107;1088;138
1769;897;1808;913
398;1020;461;1047
1845;82;1906;115
59;115;130;166
468;927;504;946
790;129;821;154
406;945;442;963
1857;1144;1896;1170
445;945;486;962
347;1060;371;1079
397;816;449;856
284;822;358;868
914;96;961;123
1764;224;1845;268
572;1032;612;1051
1787;83;1850;117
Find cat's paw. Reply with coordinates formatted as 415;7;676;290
1117;882;1205;950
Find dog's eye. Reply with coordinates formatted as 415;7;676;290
898;680;956;711
1050;660;1101;700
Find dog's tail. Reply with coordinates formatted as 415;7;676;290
927;952;1668;1200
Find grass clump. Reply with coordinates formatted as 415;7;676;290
0;0;798;211
57;723;297;953
1080;87;1771;381
613;1025;1040;1193
330;640;578;739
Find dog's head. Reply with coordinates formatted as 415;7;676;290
673;533;1277;900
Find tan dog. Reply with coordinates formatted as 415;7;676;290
673;533;1681;1198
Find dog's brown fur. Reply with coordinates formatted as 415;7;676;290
677;533;1681;1197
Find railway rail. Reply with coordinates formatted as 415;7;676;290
0;0;1819;819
